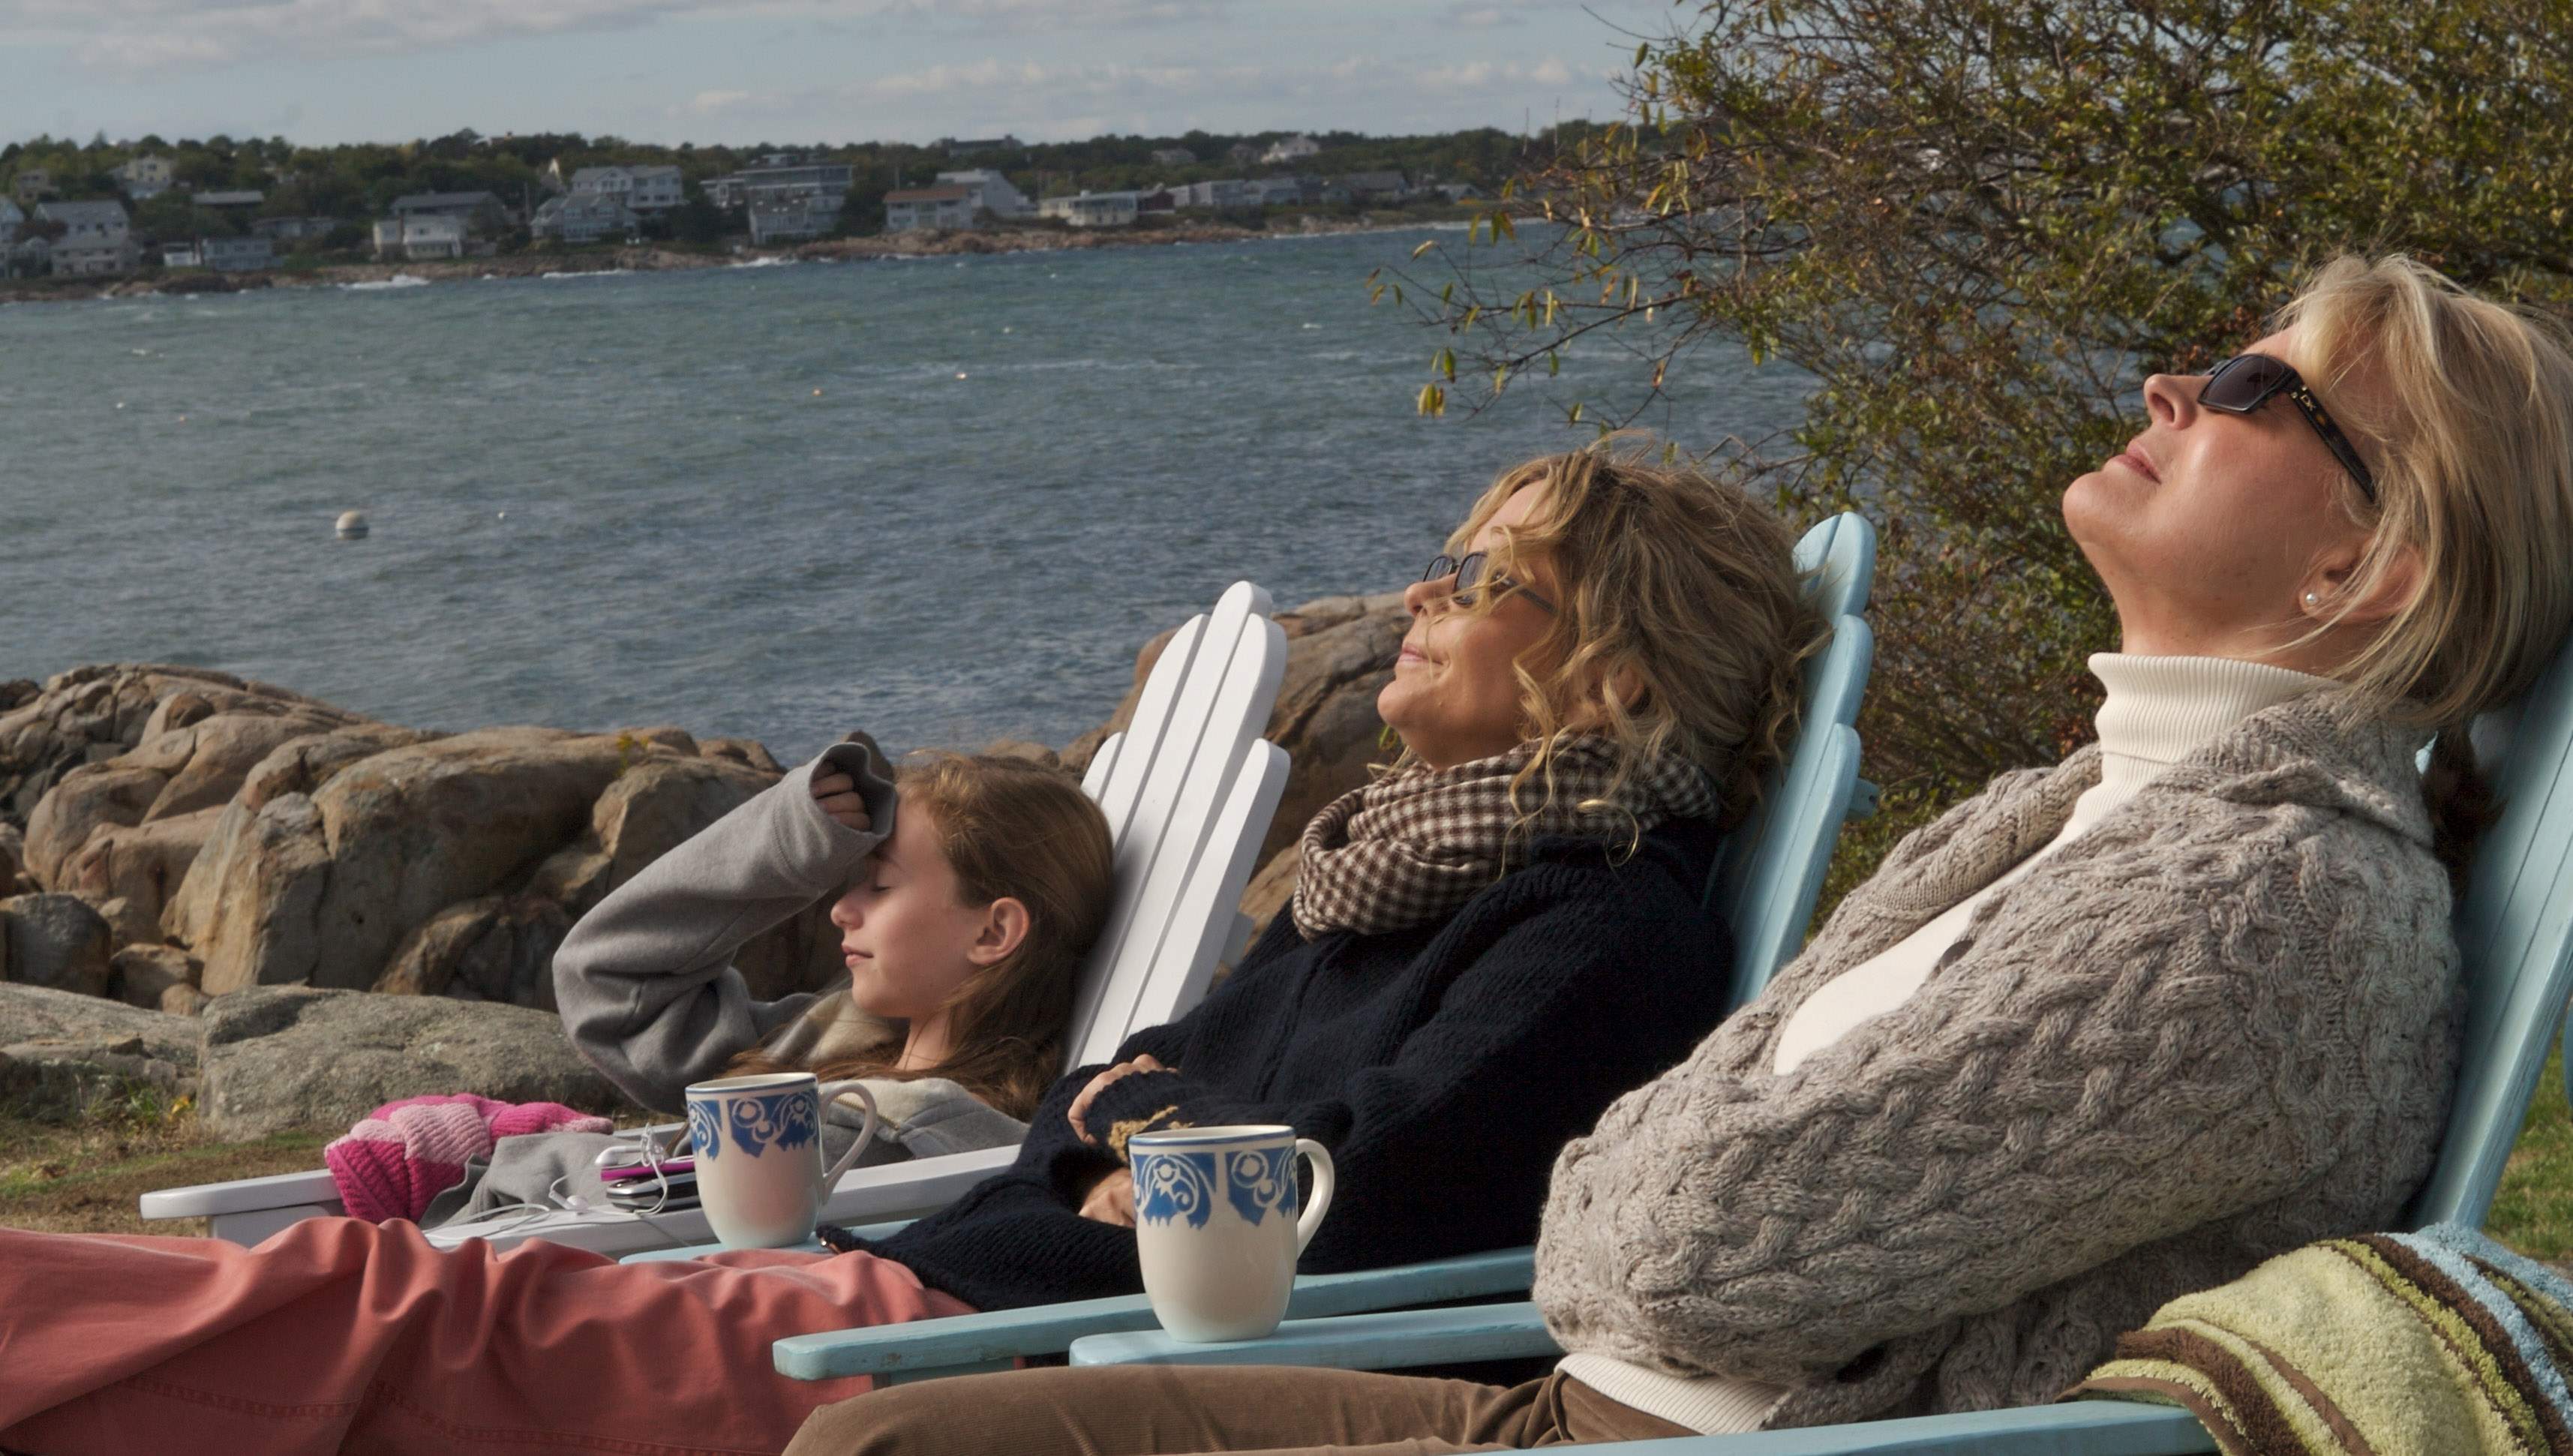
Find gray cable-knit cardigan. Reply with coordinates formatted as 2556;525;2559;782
1534;691;2463;1428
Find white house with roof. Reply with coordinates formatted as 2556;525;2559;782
1170;179;1252;211
162;242;200;268
1261;134;1322;164
372;215;468;260
1037;191;1141;228
707;160;853;212
115;155;174;200
747;194;836;246
570;165;684;212
194;189;266;212
932;169;1032;220
532;192;640;244
882;185;974;232
38;200;137;275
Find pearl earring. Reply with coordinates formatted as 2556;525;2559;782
2304;591;2321;608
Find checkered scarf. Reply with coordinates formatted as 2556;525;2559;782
1289;735;1718;941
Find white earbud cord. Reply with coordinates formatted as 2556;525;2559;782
465;1125;700;1245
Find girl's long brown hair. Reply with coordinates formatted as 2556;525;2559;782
726;752;1115;1121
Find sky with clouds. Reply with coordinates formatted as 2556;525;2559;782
0;0;1680;149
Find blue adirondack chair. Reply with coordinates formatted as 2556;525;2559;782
1064;624;2573;1456
751;512;1881;1385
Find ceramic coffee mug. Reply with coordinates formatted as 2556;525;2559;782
684;1072;881;1248
1128;1124;1336;1343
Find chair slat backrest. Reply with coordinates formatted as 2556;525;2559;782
1062;582;1286;1070
2409;632;2573;1226
1707;512;1878;1002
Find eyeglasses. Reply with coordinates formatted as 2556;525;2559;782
2196;353;2379;504
1421;552;1557;615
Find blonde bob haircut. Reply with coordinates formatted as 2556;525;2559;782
2278;257;2573;870
1423;439;1824;840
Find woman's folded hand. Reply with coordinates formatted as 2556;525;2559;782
1067;1054;1169;1144
1076;1166;1136;1226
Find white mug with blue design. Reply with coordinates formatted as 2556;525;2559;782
1128;1123;1337;1342
684;1072;881;1248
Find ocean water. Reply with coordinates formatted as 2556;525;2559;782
0;232;1812;763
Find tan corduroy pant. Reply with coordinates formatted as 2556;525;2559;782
785;1364;1693;1456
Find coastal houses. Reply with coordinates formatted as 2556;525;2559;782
390;191;509;230
195;188;266;213
1037;190;1140;227
937;169;1032;219
571;165;683;213
1337;170;1410;202
882;185;973;232
36;200;137;276
372;215;467;260
531;192;640;244
161;242;200;268
13;169;52;206
1169;179;1252;210
704;157;851;212
199;235;274;272
1261;134;1322;164
114;155;174;200
747;195;836;245
252;215;338;242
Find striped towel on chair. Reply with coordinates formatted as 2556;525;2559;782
2070;1222;2573;1454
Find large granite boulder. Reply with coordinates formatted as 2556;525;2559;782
2;892;113;997
0;981;200;1119
179;727;630;995
109;943;201;1011
0;664;363;827
197;986;634;1137
167;727;837;1005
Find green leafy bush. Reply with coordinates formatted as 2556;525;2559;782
1401;0;2573;883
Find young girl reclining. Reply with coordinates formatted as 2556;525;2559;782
415;745;1106;1229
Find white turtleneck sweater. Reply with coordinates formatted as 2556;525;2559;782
1557;653;2340;1435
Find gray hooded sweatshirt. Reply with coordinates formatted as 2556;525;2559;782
434;743;1027;1225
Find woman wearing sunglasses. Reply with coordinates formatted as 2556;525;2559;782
0;445;1821;1455
800;254;2573;1453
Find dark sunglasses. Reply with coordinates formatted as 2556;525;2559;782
1421;552;1557;615
2197;353;2379;503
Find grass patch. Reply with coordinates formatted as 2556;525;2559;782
0;1082;329;1237
2487;1046;2573;1259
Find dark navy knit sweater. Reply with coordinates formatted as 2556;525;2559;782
852;815;1734;1312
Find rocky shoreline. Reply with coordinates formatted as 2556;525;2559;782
0;591;1405;1135
0;213;1434;308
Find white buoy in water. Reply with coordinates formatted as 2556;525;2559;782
336;510;370;540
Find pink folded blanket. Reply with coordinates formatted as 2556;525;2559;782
324;1094;614;1224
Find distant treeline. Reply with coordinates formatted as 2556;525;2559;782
0;125;1590;240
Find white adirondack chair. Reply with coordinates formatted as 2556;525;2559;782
137;582;1293;1255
